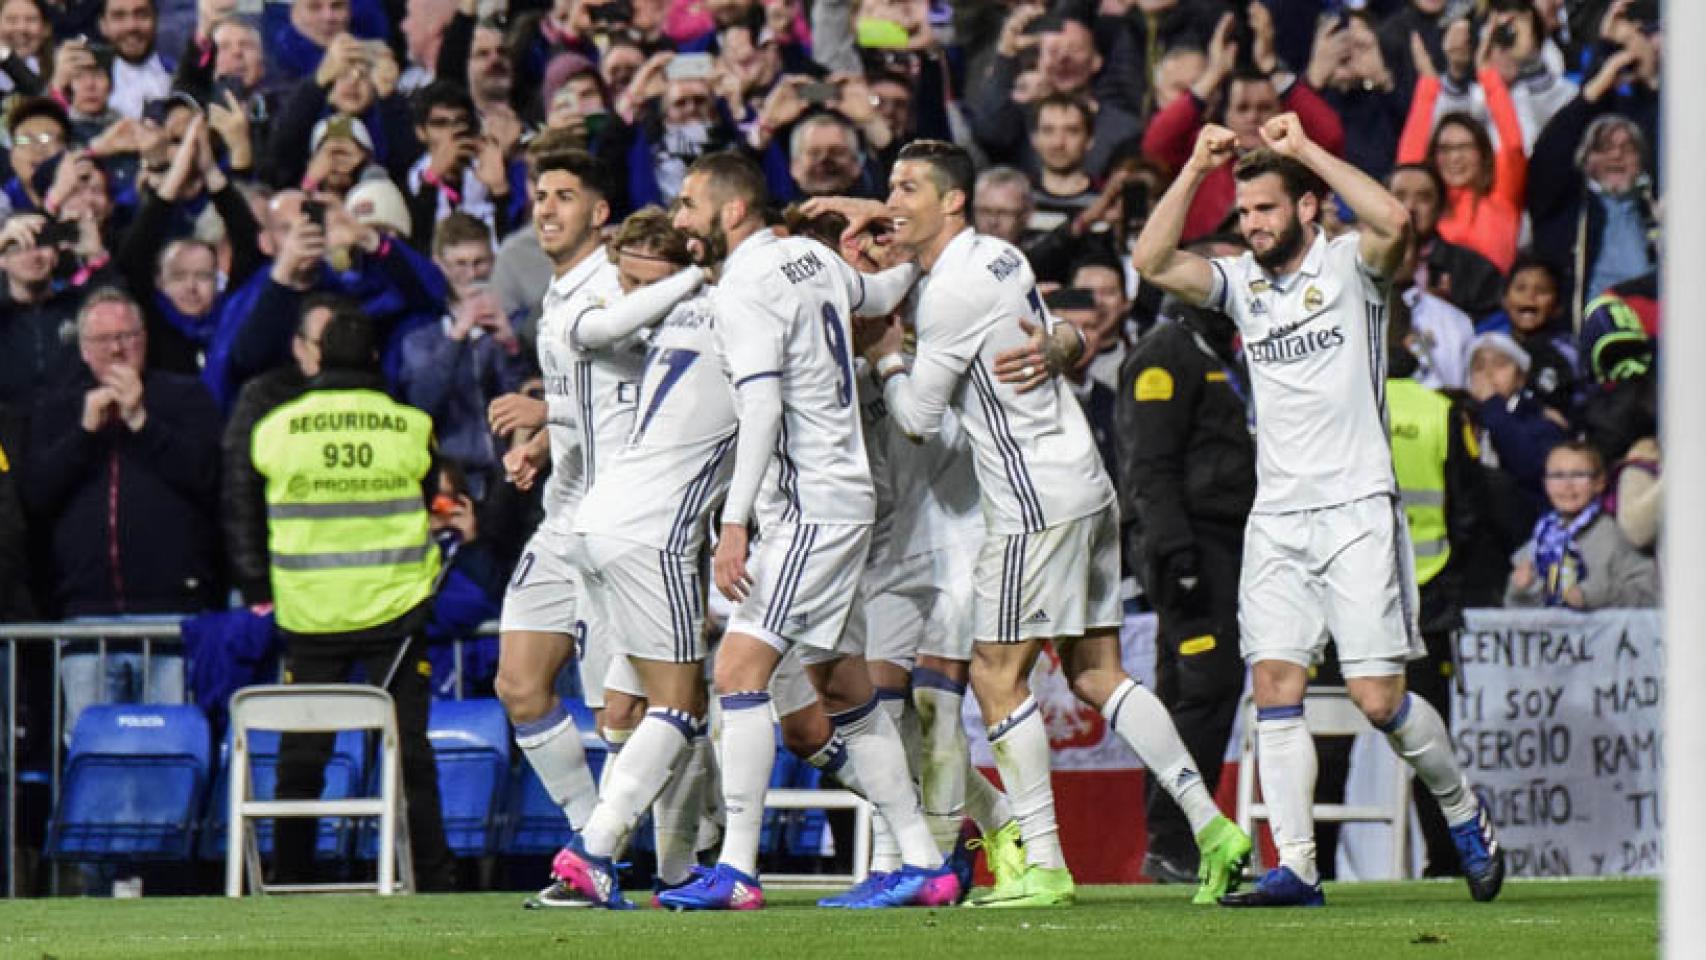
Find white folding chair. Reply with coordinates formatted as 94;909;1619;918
1235;686;1413;880
759;789;872;889
224;684;415;896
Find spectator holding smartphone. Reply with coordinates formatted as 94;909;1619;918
404;80;522;251
0;212;114;403
397;213;527;498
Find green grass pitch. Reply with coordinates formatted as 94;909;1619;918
0;879;1657;959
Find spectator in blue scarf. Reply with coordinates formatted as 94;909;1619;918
1506;441;1657;609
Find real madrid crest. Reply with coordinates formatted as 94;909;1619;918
1303;286;1324;311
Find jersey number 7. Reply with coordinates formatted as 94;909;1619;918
636;347;699;439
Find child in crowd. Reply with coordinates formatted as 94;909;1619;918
1506;441;1658;609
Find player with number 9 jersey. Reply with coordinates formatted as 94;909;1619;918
713;228;881;530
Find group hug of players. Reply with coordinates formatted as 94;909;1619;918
491;115;1506;912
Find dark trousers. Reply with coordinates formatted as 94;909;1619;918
272;633;455;891
1144;519;1247;865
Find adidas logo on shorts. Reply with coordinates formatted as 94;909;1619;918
1023;609;1050;625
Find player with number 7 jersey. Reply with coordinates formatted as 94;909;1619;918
657;155;958;913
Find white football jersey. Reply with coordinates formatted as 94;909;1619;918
577;294;736;556
534;247;639;537
890;229;1113;536
714;229;874;528
1204;229;1397;514
861;366;983;563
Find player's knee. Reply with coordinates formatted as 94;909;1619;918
780;709;830;759
1068;667;1124;710
1349;683;1406;728
602;694;647;733
494;671;550;724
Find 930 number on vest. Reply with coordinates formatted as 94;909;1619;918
322;442;375;469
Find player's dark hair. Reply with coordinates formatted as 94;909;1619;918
1029;92;1095;134
782;202;848;250
1233;150;1328;209
897;139;975;215
686;150;769;221
528;134;616;202
317;310;379;373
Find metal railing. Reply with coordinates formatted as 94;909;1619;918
0;619;504;899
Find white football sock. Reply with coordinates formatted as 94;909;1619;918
913;674;971;853
1103;678;1221;835
695;733;724;853
834;698;940;869
867;691;911;873
1379;693;1479;825
513;700;598;832
716;691;776;878
963;762;1012;836
986;697;1064;869
652;719;711;886
582;709;694;859
1257;705;1319;886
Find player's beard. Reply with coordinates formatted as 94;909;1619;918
690;213;730;267
1252;214;1306;272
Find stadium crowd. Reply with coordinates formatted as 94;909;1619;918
0;0;1664;893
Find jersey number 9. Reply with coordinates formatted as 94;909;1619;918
821;304;853;408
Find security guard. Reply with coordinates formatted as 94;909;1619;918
1116;293;1255;884
245;304;455;891
1385;296;1487;878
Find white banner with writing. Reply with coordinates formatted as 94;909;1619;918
1454;608;1663;877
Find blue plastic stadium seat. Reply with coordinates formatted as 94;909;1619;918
757;740;830;859
428;698;512;858
200;728;366;860
47;704;212;862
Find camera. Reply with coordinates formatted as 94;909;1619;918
302;199;326;229
1491;22;1516;48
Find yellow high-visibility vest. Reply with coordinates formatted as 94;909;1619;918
1386;378;1451;586
251;388;439;634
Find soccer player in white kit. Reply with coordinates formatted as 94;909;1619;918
1131;115;1504;906
822;140;1252;909
488;140;649;907
786;208;1012;904
544;210;732;909
657;152;960;911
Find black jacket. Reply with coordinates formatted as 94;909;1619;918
23;367;223;617
223;364;310;605
1115;313;1255;584
0;284;83;407
1425;238;1504;322
0;405;35;621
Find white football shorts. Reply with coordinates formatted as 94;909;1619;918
1238;493;1425;677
